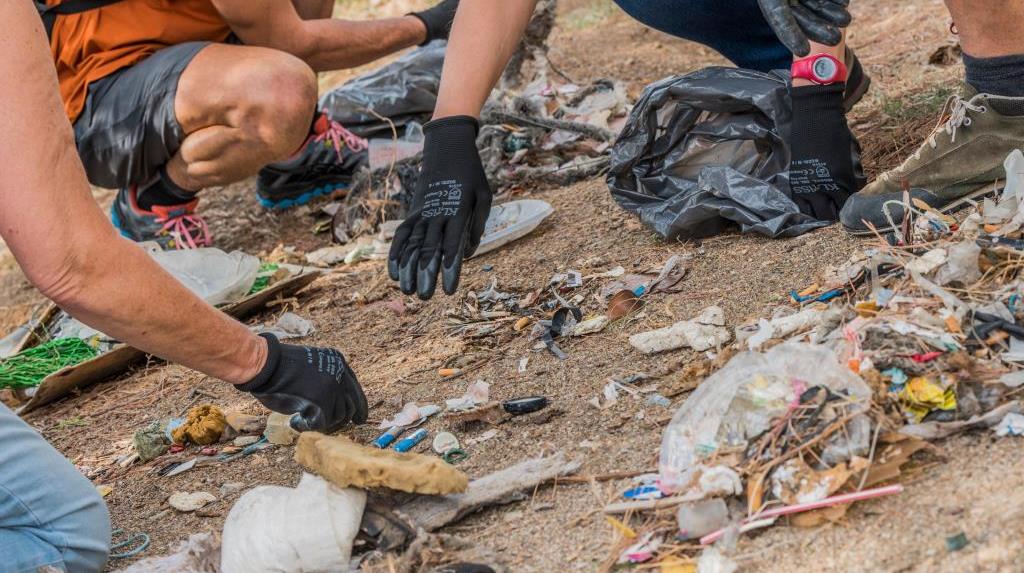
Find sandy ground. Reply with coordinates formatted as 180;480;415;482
5;1;1022;572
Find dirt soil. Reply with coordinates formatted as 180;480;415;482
5;1;1023;572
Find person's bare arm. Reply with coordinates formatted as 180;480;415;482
211;0;426;71
0;0;265;385
432;0;539;119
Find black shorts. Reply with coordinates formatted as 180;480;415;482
72;41;209;189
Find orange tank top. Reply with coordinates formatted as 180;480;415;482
48;0;232;123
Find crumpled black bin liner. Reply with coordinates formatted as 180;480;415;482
607;66;862;239
319;41;446;139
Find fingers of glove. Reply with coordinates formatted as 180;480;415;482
415;221;445;300
802;0;852;27
757;0;811;57
441;221;467;296
346;375;369;424
388;219;416;281
798;196;839;222
291;403;327;432
790;5;843;46
398;222;427;295
464;197;492;258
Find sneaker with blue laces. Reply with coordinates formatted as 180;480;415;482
255;112;368;210
110;186;212;250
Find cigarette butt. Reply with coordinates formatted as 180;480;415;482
514;317;531;331
438;368;461;377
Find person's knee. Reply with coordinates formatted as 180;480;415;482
237;53;317;159
63;486;112;572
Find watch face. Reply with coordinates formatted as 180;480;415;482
812;56;838;82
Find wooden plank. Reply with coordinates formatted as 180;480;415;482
16;269;322;414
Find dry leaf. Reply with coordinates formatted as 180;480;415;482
608;289;643;320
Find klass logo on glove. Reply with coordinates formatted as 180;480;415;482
236;334;369;433
757;0;852;57
388;116;492;300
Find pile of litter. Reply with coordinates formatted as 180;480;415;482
601;152;1024;570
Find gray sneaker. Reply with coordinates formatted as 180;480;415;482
840;86;1024;235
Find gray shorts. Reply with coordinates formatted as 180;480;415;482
72;41;209;189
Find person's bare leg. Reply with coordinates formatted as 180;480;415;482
945;0;1024;57
292;0;333;21
164;44;317;192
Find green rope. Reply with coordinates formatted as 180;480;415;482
0;338;98;389
248;262;281;295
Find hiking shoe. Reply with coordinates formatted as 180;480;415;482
256;112;369;210
110;186;211;249
843;47;871;112
840;87;1024;235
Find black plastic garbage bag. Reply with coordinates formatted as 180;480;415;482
607;66;848;239
319;41;446;138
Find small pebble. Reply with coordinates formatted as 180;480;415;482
168;491;215;512
220;482;246;497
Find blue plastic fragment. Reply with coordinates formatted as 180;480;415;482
623;485;663;500
394;428;429;453
791;288;844;304
882;367;908;391
876;288;895;307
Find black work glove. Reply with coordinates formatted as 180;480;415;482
788;84;861;222
388;116;491;300
409;0;459;46
757;0;852;57
236;334;368;433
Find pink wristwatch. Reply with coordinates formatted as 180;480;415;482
791;53;848;85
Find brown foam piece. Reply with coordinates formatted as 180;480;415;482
294;432;469;495
172;404;227;445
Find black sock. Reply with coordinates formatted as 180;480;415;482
136;167;196;210
964;52;1024;100
787;84;859;222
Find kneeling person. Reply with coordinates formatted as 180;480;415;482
46;0;457;248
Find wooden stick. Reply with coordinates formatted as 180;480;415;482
556;469;653;484
603;492;705;515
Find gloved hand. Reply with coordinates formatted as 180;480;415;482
388;116;491;300
235;334;368;433
409;0;459;46
788;84;861;222
757;0;852;57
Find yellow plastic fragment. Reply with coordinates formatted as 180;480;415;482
900;377;957;423
659;557;697;573
855;301;879;317
605;516;637;539
798;283;820;297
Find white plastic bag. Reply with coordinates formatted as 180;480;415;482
471;199;554;258
221;473;366;573
659;343;871;493
150;248;260;306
